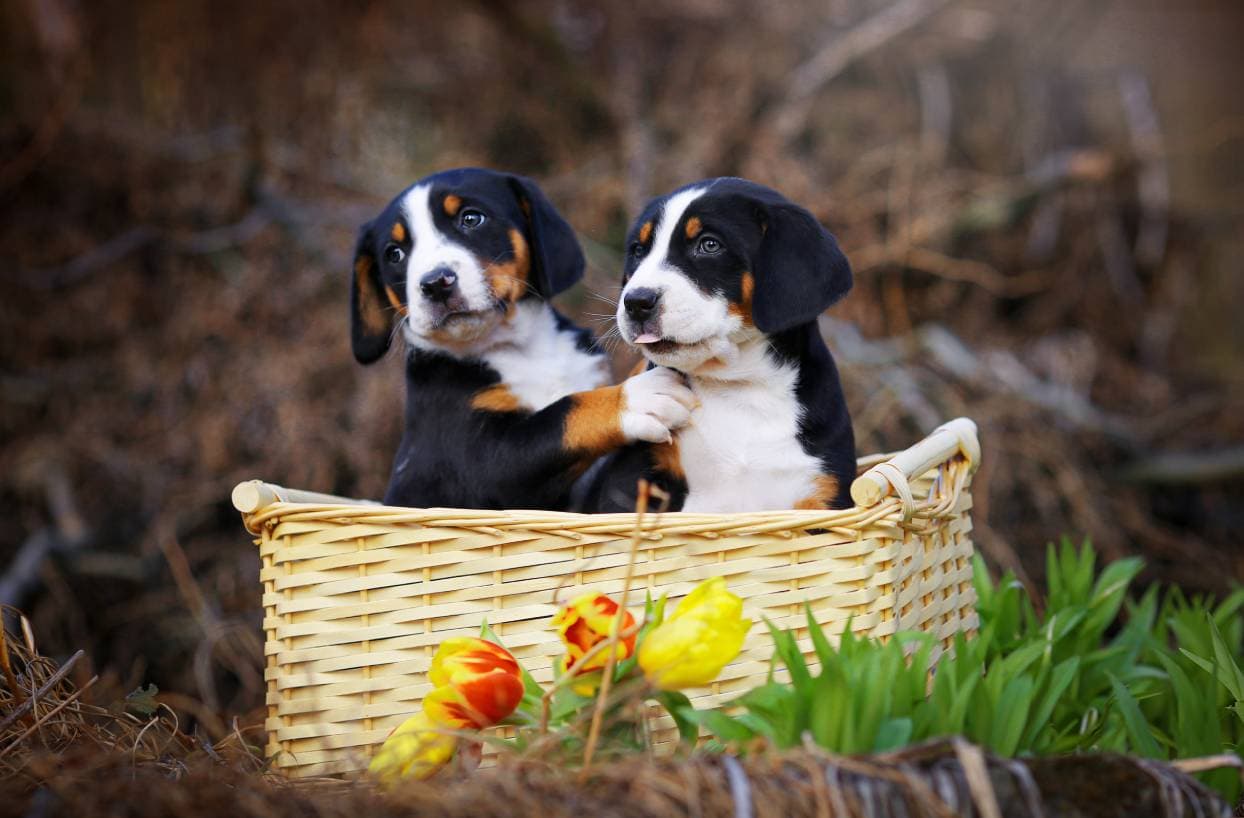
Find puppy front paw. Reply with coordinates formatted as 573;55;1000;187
619;367;696;444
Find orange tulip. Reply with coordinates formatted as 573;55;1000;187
551;592;636;691
422;637;524;729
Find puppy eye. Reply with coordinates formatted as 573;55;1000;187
383;245;405;265
459;209;487;229
697;235;723;255
628;241;646;258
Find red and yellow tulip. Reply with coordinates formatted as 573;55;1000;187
423;637;525;729
368;712;457;784
638;577;751;690
551;592;637;694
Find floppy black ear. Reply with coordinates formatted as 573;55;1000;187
507;174;585;297
349;222;392;364
752;203;852;334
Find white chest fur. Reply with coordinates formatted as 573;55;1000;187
677;348;823;513
483;303;609;410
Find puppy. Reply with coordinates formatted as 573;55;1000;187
351;168;695;509
585;177;855;513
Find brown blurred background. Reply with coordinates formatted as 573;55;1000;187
1;0;1241;730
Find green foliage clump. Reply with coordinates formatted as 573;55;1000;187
678;540;1244;800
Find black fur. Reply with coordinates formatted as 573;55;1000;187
388;349;593;508
587;177;855;513
349;168;608;509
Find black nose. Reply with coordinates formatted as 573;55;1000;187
623;287;661;323
419;267;458;302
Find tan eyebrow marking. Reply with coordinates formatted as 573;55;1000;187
390;222;406;243
684;216;702;240
443;194;462;216
638;221;653;244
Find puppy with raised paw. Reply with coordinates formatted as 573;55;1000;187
584;177;855;513
351;168;695;509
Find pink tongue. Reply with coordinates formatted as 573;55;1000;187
634;333;662;344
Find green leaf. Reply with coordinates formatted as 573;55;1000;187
123;683;160;718
805;604;835;667
874;717;914;752
988;675;1034;756
1107;672;1162;758
1022;656;1079;750
676;705;753;743
656;691;700;745
764;617;812;696
1208;616;1244;700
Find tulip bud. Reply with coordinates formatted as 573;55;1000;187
551;592;637;691
638;577;751;690
423;637;524;729
368;712;457;784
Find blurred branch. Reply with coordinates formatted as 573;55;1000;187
1120;447;1244;485
17;187;370;290
1119;71;1169;268
823;319;1136;442
774;0;953;141
0;469;89;609
852;245;1052;297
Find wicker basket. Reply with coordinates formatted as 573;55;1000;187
233;418;981;778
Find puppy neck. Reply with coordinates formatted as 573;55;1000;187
684;330;776;385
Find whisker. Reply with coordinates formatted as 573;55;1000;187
586;288;620;307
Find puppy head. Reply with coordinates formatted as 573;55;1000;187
351;168;585;362
616;177;852;375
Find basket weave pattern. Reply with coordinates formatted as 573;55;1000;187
237;419;981;778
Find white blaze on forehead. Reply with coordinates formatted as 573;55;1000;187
398;184;492;315
620;185;741;368
636;186;706;280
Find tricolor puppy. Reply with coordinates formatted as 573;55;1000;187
351;167;695;509
585;177;855;513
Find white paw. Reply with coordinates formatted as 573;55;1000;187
619;367;697;444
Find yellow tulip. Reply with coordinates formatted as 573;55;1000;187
638;577;751;690
368;712;457;784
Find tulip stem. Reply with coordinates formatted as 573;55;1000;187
581;480;653;772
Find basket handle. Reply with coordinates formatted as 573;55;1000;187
849;418;980;510
231;480;377;514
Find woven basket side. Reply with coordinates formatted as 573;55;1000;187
247;422;981;777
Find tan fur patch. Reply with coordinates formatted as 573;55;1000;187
651;439;685;481
638;221;653;245
684;216;702;240
727;271;755;324
793;474;840;510
471;384;523;413
355;256;389;335
384;285;408;316
443;194;462;216
486;228;531;304
390;222;406;243
563;385;626;454
627;357;648;378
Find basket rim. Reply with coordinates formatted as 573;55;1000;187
234;417;979;536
